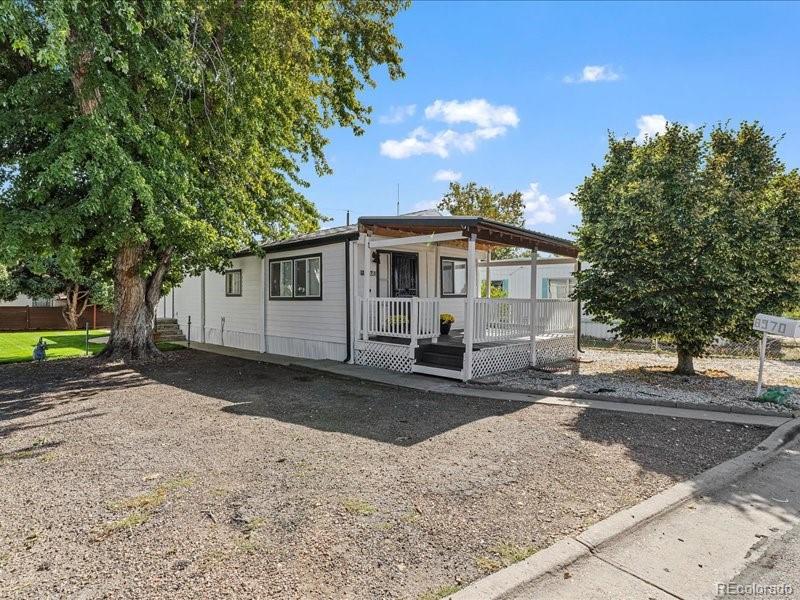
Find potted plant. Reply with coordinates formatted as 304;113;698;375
440;313;455;335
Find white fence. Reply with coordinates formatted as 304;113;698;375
360;297;440;342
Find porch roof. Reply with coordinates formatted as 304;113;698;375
358;215;578;258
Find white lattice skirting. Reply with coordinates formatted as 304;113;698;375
471;343;531;379
536;333;576;365
354;340;414;373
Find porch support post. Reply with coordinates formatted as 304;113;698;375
463;234;477;381
573;258;580;358
530;247;538;367
484;250;491;297
361;233;371;341
432;243;440;344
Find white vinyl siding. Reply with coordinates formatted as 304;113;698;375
265;243;346;358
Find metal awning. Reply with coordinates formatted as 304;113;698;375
357;215;577;258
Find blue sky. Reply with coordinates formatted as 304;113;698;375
303;1;800;239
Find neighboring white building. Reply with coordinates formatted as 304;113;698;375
0;294;65;308
168;212;582;380
481;257;614;340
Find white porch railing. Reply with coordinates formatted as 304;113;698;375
361;297;439;343
473;298;531;343
472;298;576;343
537;299;577;334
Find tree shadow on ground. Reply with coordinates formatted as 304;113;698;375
0;360;149;437
137;351;526;447
137;350;771;473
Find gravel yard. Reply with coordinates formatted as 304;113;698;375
0;350;772;599
476;349;800;416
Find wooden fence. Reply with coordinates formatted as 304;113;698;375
0;306;113;331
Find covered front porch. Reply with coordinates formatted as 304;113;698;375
351;215;579;381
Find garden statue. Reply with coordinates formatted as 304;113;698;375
33;338;47;362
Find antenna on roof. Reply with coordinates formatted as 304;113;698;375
396;183;400;215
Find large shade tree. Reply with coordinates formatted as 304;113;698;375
0;0;407;358
574;122;800;375
437;181;526;259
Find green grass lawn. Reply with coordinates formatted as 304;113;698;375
0;330;183;364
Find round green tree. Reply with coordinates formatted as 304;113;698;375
573;122;800;375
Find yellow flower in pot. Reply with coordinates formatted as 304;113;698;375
440;313;455;336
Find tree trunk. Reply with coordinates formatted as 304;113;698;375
62;283;90;330
674;347;696;376
98;244;170;360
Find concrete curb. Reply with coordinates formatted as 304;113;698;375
465;382;794;418
448;419;800;600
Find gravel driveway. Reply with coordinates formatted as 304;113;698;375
0;350;771;599
476;349;800;415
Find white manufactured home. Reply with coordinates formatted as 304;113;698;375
168;212;580;381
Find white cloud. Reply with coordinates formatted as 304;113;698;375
636;114;668;142
521;183;557;225
433;169;462;182
564;65;621;84
380;126;509;159
424;99;520;128
557;192;579;215
378;104;416;124
380;98;520;160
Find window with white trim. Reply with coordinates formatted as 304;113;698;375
225;270;242;297
441;257;468;297
269;254;322;300
545;277;575;299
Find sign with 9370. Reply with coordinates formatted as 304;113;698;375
753;314;800;338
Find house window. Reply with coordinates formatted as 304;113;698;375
270;260;293;298
225;270;242;297
491;279;509;293
270;254;322;300
545;277;575;299
441;257;468;297
294;256;321;298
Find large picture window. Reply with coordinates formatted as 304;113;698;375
440;257;468;297
225;270;242;297
269;254;322;300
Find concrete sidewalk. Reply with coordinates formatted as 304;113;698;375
181;342;790;427
467;437;800;600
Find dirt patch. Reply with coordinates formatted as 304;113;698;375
0;350;771;598
476;349;800;415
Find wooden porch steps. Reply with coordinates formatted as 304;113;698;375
411;342;467;379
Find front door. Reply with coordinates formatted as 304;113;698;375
391;252;418;297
